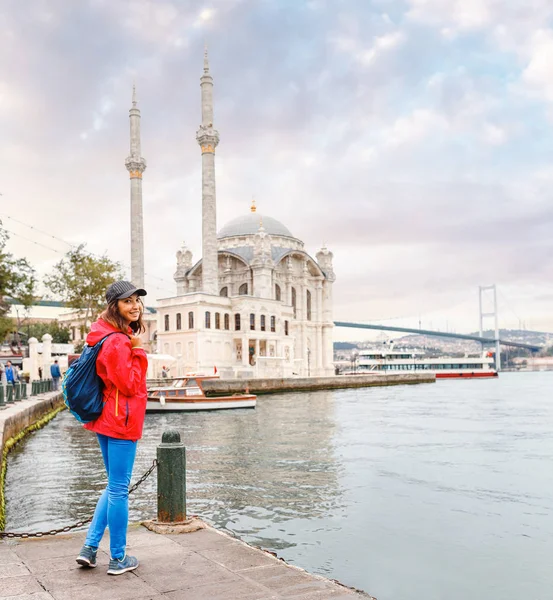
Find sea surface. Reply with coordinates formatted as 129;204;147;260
5;372;553;600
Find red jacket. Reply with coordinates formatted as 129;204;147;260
83;318;148;441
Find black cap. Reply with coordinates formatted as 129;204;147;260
105;281;147;304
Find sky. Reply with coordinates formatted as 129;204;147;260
1;0;553;341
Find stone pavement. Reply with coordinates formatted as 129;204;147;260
0;524;374;600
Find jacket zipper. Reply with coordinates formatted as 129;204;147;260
115;388;119;417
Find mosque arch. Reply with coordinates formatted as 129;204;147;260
239;283;248;296
275;283;281;301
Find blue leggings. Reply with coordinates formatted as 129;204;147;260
85;434;137;559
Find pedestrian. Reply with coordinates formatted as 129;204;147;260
161;365;168;379
50;360;61;390
76;281;148;576
38;366;43;380
5;361;17;385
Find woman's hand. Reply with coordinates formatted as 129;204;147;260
130;335;143;349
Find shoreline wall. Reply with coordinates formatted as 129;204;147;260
0;392;65;530
201;373;435;395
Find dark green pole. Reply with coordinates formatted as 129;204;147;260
157;430;186;523
6;384;14;404
14;382;21;401
21;382;27;399
0;385;5;409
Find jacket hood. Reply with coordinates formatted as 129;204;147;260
86;318;129;346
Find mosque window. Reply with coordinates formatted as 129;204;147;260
270;316;276;332
260;315;266;331
188;311;194;329
224;313;230;330
291;287;297;318
164;315;170;331
205;311;211;329
220;286;228;297
215;313;221;329
284;320;289;336
275;284;281;301
306;290;312;321
235;313;241;331
239;283;248;295
176;313;182;330
250;313;256;330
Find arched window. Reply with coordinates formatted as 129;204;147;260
306;290;312;321
188;311;194;329
260;315;266;332
239;283;248;295
164;315;170;331
291;287;297;319
235;313;241;331
270;316;276;332
224;313;230;330
275;284;281;301
250;313;256;330
284;320;289;336
205;311;211;329
176;313;182;330
215;313;221;329
220;286;228;297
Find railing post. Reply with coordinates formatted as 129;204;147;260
21;382;27;399
14;382;21;401
31;380;37;396
6;384;14;404
0;385;5;409
157;430;186;523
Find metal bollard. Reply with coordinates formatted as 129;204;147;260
21;382;27;399
48;379;53;391
0;385;5;409
6;384;14;404
157;430;186;523
31;380;37;396
14;382;21;401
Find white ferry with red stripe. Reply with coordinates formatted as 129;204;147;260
347;349;498;379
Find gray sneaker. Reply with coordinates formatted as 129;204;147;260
107;554;139;575
76;545;98;568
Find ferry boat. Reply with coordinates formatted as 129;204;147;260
147;375;257;411
345;349;498;379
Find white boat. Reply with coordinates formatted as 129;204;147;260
147;375;256;411
343;349;498;379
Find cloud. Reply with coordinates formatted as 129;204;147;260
1;0;553;333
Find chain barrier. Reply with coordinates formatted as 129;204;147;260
1;459;158;539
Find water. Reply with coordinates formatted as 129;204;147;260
5;372;553;600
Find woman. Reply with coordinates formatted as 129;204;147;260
76;280;148;575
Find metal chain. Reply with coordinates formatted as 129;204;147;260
1;459;158;539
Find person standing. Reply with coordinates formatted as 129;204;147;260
5;361;17;385
76;281;148;576
50;360;61;390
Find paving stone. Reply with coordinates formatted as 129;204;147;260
138;551;239;593
0;545;20;564
198;543;280;572
241;564;337;596
162;579;277;600
0;592;55;600
13;535;86;562
0;562;30;578
47;574;159;600
24;554;108;576
167;527;239;551
0;575;44;597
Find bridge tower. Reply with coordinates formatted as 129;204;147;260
479;285;501;371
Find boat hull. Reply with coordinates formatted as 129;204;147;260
435;371;498;379
146;396;256;412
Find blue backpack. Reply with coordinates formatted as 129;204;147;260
62;333;121;423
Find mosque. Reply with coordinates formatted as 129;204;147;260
126;51;336;378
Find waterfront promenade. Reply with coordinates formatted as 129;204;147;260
1;525;373;599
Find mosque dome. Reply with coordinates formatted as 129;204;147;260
217;213;295;240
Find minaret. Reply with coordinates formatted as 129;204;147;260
125;84;147;288
196;48;220;295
